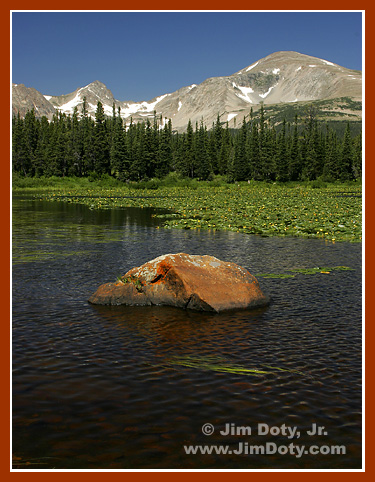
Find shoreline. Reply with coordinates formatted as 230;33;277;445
12;179;362;243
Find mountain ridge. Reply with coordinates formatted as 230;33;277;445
12;51;362;131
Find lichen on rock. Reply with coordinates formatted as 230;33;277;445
88;253;269;312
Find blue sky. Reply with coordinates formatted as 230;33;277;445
12;11;363;101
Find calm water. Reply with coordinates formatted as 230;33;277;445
12;195;362;470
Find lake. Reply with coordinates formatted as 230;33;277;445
12;194;362;469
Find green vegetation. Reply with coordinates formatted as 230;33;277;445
163;355;306;377
13;100;361;183
14;176;361;243
117;275;144;292
255;266;354;278
12;99;362;243
259;97;362;127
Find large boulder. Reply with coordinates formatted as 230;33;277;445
88;253;269;312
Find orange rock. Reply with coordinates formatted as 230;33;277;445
88;253;269;312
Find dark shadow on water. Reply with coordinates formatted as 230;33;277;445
12;193;362;469
89;304;270;349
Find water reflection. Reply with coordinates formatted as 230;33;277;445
12;194;362;469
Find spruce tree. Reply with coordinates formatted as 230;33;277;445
12;113;29;176
157;119;172;178
322;127;339;181
352;133;362;180
69;106;83;176
195;121;210;180
93;101;110;175
289;115;301;181
110;107;127;178
209;114;223;174
144;118;157;178
185;120;195;178
218;122;232;176
24;109;39;176
276;119;289;182
34;116;51;177
339;122;354;181
130;122;147;180
80;97;95;174
248;119;260;179
231;118;248;181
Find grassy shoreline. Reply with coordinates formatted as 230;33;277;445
12;176;362;243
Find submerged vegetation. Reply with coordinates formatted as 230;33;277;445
255;266;354;278
162;355;307;377
13;175;362;243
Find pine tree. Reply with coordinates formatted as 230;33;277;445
80;97;95;174
185;120;195;178
24;109;39;176
110;107;127;178
144;118;157;178
276;119;289;182
248;119;260;179
93;101;110;175
156;119;172;178
195;121;210;180
218;121;232;176
130;122;147;180
261;123;276;181
209;114;223;174
69;106;83;176
352;133;362;180
34;116;51;176
126;117;137;179
231;118;248;181
12;113;29;176
289;115;301;181
12;101;362;184
339;122;354;181
322;126;339;181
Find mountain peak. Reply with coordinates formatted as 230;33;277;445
13;51;361;130
240;50;343;74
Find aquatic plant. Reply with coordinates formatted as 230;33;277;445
255;265;354;278
163;355;306;377
34;181;362;242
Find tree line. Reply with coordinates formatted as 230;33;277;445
12;98;362;183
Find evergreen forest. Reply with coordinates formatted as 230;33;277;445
12;98;362;183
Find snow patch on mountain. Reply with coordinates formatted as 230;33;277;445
121;94;169;118
227;113;238;122
58;91;84;113
320;59;335;66
232;82;254;103
246;61;258;72
259;84;277;99
14;51;361;130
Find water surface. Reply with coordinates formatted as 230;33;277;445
12;195;362;469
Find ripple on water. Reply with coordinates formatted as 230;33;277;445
12;195;362;469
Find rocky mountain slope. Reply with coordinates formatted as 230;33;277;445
12;83;56;119
12;51;362;131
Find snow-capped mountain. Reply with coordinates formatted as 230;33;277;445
12;51;362;131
